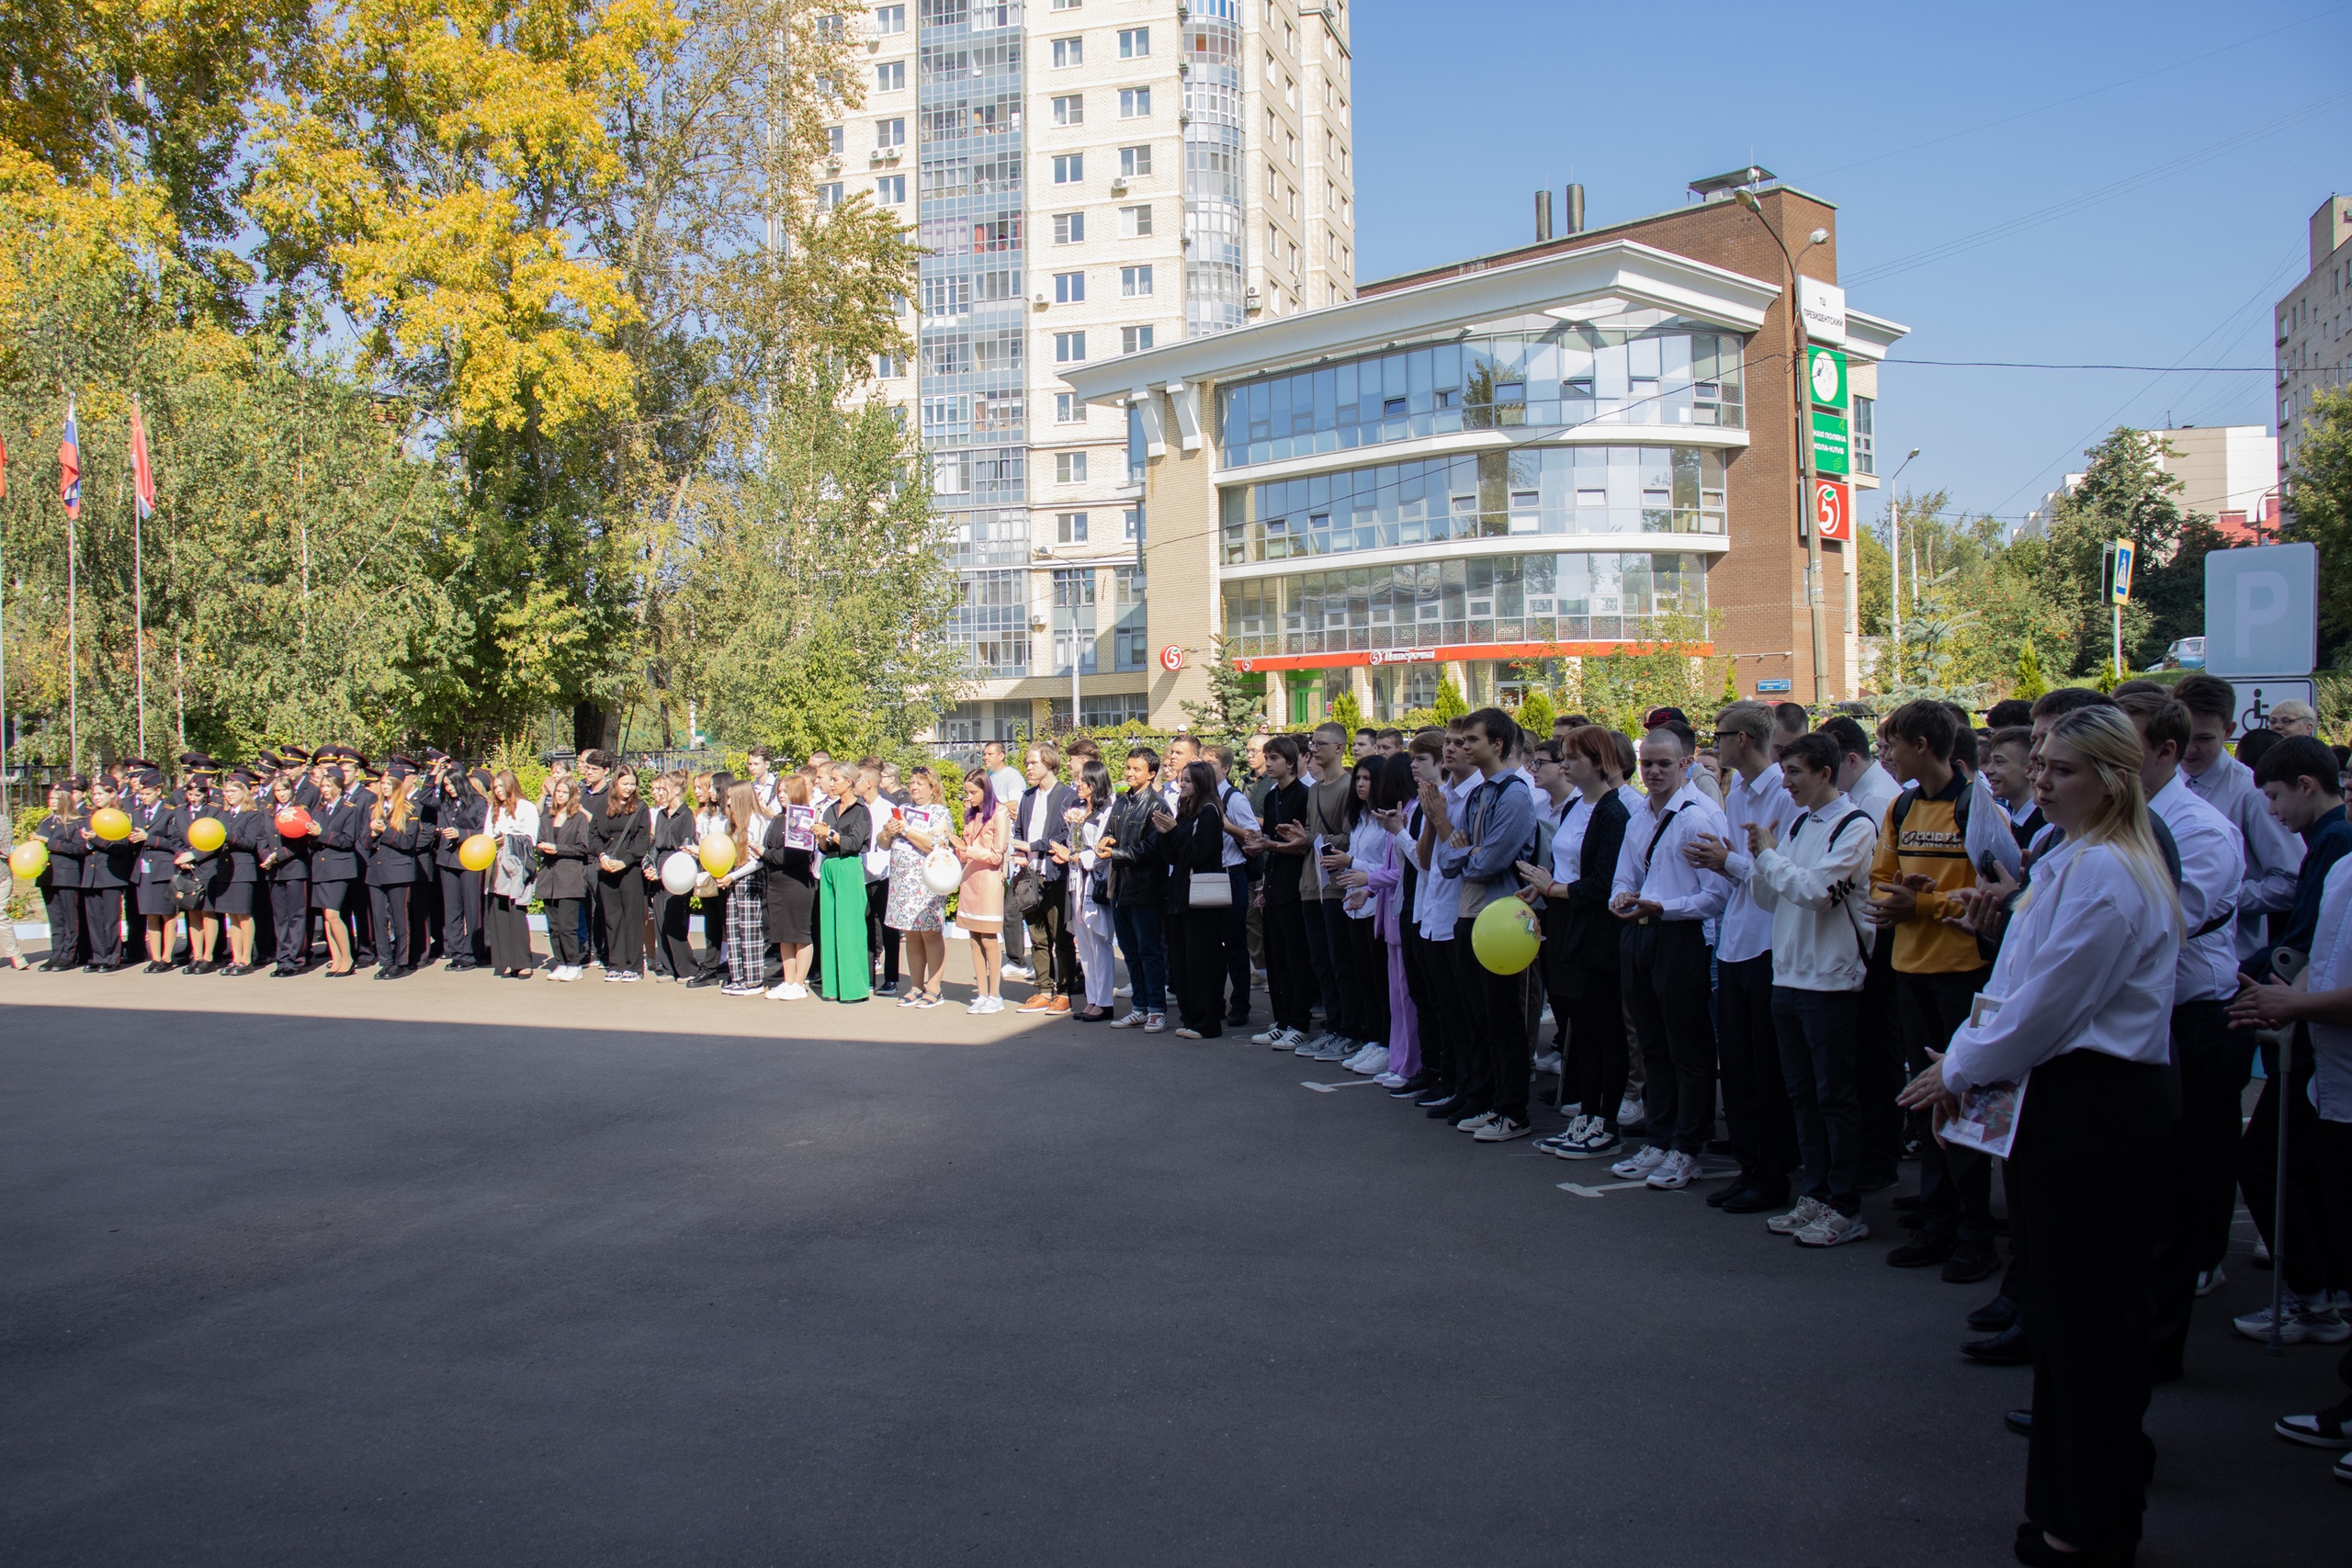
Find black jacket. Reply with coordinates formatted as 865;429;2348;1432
820;798;871;863
1561;790;1632;975
650;803;696;856
537;811;594;901
259;803;311;883
1158;805;1227;912
132;799;185;884
422;777;488;870
594;805;651;886
309;800;364;882
36;815;85;891
1105;788;1168;908
1013;783;1078;881
364;813;424;886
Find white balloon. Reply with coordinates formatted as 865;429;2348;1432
921;847;963;896
662;850;702;896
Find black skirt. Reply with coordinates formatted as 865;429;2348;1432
311;878;351;912
766;866;816;945
134;881;177;918
206;880;255;916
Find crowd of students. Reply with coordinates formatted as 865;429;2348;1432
10;682;2352;1561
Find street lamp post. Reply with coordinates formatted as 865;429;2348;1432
1736;190;1830;706
1885;446;1921;686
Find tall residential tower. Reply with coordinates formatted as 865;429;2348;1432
851;0;1355;740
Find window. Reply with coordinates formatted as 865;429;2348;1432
1051;94;1083;125
1057;511;1090;543
1052;36;1082;67
1852;394;1876;476
874;3;905;31
922;395;966;428
817;181;844;209
876;118;905;147
876;61;904;91
1117;27;1149;56
1050;568;1097;675
1118;86;1151;118
1113;564;1148;670
1119;144;1151;178
875;353;907;378
826;126;845;155
1122;324;1155;354
816;13;842;39
1056;451;1089;483
1053;211;1084;243
1054;331;1086;363
1123;506;1142;541
1050;0;1081;8
975;393;1023;432
1121;264;1153;297
1052;152;1083;184
922;276;969;315
1056;391;1080;423
876;174;906;203
1053;270;1084;303
1119;204;1153;237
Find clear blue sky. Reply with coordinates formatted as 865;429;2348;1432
1349;0;2352;526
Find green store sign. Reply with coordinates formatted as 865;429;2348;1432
1806;344;1848;411
1811;411;1850;476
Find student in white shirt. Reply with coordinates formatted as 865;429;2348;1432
1685;701;1804;1213
1901;706;2179;1567
1609;726;1732;1190
1746;731;1880;1247
2174;672;2303;962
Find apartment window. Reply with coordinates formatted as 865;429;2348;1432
1113;564;1148;670
1053;270;1085;303
973;216;1018;251
1852;394;1877;476
1123;506;1142;541
816;13;842;39
826;126;845;155
1118;204;1153;237
1052;36;1082;67
1118;144;1152;178
922;396;966;428
876;118;905;147
1051;569;1097;676
874;3;906;32
1057;511;1090;543
975;393;1023;432
874;353;907;378
1054;331;1087;363
1052;212;1084;244
817;182;844;209
1121;324;1155;354
1051;94;1083;125
1050;0;1081;8
922;276;969;316
1056;391;1080;423
1056;451;1089;483
1052;152;1084;184
1118;86;1151;118
875;175;906;203
1121;264;1154;297
875;61;904;91
1117;27;1149;57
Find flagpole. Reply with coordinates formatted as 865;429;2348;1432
67;511;77;773
131;457;145;758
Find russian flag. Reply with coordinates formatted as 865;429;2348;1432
130;399;154;520
58;400;80;519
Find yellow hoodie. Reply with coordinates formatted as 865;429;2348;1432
1869;773;1987;976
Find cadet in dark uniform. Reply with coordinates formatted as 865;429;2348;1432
34;782;86;971
339;750;379;966
78;777;135;970
175;758;227;973
422;754;486;970
361;764;424;978
129;768;186;971
260;773;314;976
310;769;362;976
209;769;266;975
413;749;451;961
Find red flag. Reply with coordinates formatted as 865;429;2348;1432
0;432;8;498
130;400;155;520
59;402;80;519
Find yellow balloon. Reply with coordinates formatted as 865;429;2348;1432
1471;897;1542;975
91;807;132;841
458;833;497;873
698;832;738;877
186;816;227;853
8;840;48;880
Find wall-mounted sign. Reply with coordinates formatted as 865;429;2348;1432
1756;678;1793;694
1798;276;1848;344
1810;412;1850;476
1367;648;1438;666
1806;344;1848;411
1158;643;1186;672
1811;479;1851;542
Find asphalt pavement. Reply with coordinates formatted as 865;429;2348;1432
0;956;2337;1566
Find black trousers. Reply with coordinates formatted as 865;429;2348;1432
351;882;377;964
1853;927;1906;1186
2242;1035;2346;1296
1451;912;1531;1122
548;897;585;968
1263;899;1315;1031
2147;1000;2239;1376
268;882;310;969
1899;967;1996;1245
1621;919;1716;1153
1565;964;1630;1133
2014;1048;2168;1555
1773;986;1865;1215
652;888;697;978
1409;931;1467;1089
1340;912;1389;1049
42;887;82;968
585;881;606;965
600;874;645;972
415;870;444;959
439;866;481;966
1164;906;1226;1034
1023;882;1080;996
1300;897;1343;1034
368;882;413;970
1718;952;1796;1195
1219;868;1252;1017
82;887;125;967
868;879;900;987
700;893;727;976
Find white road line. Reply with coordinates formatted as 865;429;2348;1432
1300;1078;1388;1093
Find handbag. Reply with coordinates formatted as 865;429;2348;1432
170;870;208;913
1188;870;1233;909
1008;865;1046;918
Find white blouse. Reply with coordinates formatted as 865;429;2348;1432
488;799;540;840
1941;835;2179;1092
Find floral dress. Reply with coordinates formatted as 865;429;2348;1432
885;801;954;932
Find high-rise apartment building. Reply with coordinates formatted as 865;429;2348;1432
2278;193;2351;478
850;0;1354;741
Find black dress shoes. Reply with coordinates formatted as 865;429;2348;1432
1969;1294;2020;1333
1720;1188;1787;1214
1962;1320;2032;1365
1706;1182;1753;1210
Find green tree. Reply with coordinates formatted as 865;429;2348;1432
2282;387;2352;660
1432;679;1466;722
1514;686;1555;737
2012;638;2049;703
2039;429;2224;673
1329;687;1365;736
1181;636;1267;736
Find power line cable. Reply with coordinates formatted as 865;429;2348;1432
1886;358;2270;372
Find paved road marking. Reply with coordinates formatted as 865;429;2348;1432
1556;1179;1668;1198
1300;1078;1388;1093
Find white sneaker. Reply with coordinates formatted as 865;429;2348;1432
1114;982;1132;996
1346;1045;1389;1076
1143;1012;1167;1033
1001;961;1033;982
1454;1111;1498;1134
560;964;584;982
2233;1291;2346;1343
1616;1095;1647;1129
1374;1071;1408;1089
1472;1115;1532;1143
1532;1051;1562;1076
1293;1031;1328;1057
763;981;804;999
1767;1196;1829;1235
1108;1010;1148;1028
982;996;1006;1013
1611;1145;1668;1181
1645;1150;1698;1190
1251;1023;1283;1044
2195;1264;2228;1297
1310;1036;1354;1063
1793;1210;1871;1248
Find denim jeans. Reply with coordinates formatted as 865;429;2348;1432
1112;902;1167;1015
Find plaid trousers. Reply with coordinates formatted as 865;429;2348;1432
726;868;766;987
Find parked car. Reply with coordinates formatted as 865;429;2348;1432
2162;637;2207;670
